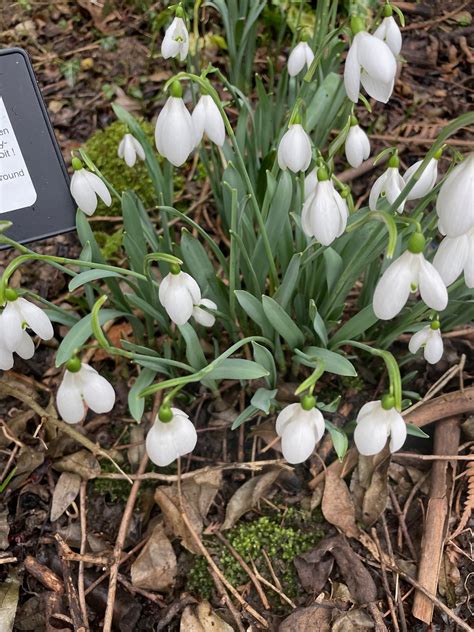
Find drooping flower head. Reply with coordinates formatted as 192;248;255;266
354;395;406;456
155;81;196;167
118;133;145;168
345;116;371;168
70;158;112;216
287;42;314;77
161;11;189;62
56;357;116;424
159;264;202;326
373;5;402;56
146;405;197;467
408;320;443;364
433;227;474;288
0;289;54;369
344;17;397;104
436;153;474;238
277;116;312;173
369;154;406;214
275;396;325;464
373;232;448;320
192;94;225;147
301;167;348;246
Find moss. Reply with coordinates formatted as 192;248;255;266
83;120;156;215
93;459;132;503
187;508;323;610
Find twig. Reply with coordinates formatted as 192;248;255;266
55;534;87;632
388;486;418;561
78;481;89;630
0;378;133;484
23;556;63;593
395;453;473;461
96;459;290;481
250;559;296;609
215;532;270;610
102;449;149;632
117;574;166;605
381;514;408;632
371;529;400;632
208;567;246;632
175;460;268;628
412;417;461;624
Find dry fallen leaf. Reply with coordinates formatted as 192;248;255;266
322;470;359;538
0;571;19;632
154;470;222;553
53;450;101;480
222;468;281;530
50;472;81;521
131;523;176;592
331;608;374;631
295;535;377;605
180;601;234;632
278;605;332;631
351;451;390;527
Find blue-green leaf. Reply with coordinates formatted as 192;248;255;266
262;296;305;349
128;369;156;422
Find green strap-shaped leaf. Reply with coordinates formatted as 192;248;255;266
262;295;305;349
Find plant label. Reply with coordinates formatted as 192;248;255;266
0;48;76;244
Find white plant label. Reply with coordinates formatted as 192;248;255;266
0;96;37;214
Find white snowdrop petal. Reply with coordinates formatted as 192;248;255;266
288;43;307;77
369;172;387;211
1;303;24;352
354;414;388;456
156;98;195;167
204;100;225;146
357;32;397;83
0;345;13;371
345;125;370;168
15;330;35;360
278;125;312;173
171;412;198;456
465;234;474;288
280;417;318;464
304;170;317;200
433;235;468;286
383;168;405;212
164;284;194;325
373;252;414;319
357;401;383;421
70;170;97;215
374;17;402;56
146;421;179;467
17;298;54;341
408;327;429;354
275;403;300;435
191;97;206;146
308;181;344;246
360;72;394;104
418;258;448;312
83;170;112;208
424;330;443;364
132;137;145;160
308;408;326;442
181;272;202;305
82;371;116;414
404;159;438;200
344;36;362;102
123;137;137;167
117;137;126;159
436;155;474;237
192;305;216;327
57;372;85;424
386;409;407;453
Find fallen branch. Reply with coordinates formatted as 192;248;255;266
412;417;461;624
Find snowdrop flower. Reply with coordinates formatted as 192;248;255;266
192;94;225;147
403;155;439;201
155;82;195;167
0;316;35;371
354;396;406;456
70;158;112;216
369;155;406;213
146;405;197;467
436;154;474;238
275;397;325;464
117;133;145;167
409;321;443;364
161;15;189;62
1;290;53;357
344;17;397;104
192;298;217;327
288;42;314;77
277;119;312;173
304;169;318;200
373;6;402;56
433;227;474;288
301;167;348;246
345;118;371;168
56;358;115;424
373;232;448;320
159;266;201;326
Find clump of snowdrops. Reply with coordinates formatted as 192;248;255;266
0;1;472;468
